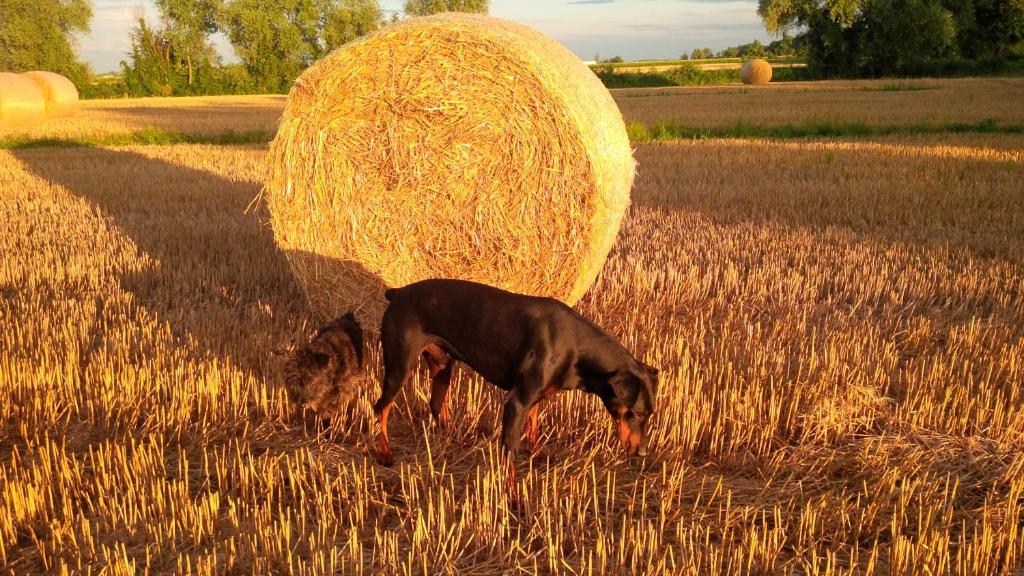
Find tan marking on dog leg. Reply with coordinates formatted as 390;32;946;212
524;402;541;453
375;402;394;466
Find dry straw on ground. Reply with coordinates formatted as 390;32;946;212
0;72;46;125
22;71;78;117
1;134;1022;573
266;13;636;326
740;59;773;85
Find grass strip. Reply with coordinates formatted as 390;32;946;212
0;127;274;150
627;119;1024;141
3;120;1021;150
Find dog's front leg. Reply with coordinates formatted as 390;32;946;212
501;392;532;457
524;402;542;453
501;388;542;502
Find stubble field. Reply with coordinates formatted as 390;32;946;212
1;79;1023;574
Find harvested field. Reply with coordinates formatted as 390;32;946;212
1;132;1021;573
3;78;1023;147
615;77;1024;129
0;95;285;142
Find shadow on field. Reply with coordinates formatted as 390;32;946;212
11;146;385;379
107;103;283;135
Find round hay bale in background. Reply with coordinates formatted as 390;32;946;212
22;71;78;117
740;59;773;85
0;72;46;125
266;13;635;327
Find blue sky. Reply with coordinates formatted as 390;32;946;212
81;0;772;73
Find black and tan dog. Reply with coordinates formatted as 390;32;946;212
373;279;658;468
282;312;366;422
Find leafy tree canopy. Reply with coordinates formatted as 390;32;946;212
758;0;1023;75
0;0;93;83
219;0;382;93
403;0;489;16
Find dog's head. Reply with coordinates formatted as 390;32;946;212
281;312;365;422
603;360;659;456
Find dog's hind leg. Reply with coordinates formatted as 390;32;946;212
429;364;453;428
422;344;453;428
373;332;422;466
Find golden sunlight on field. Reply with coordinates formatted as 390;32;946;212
3;78;1023;144
0;95;286;141
615;77;1024;128
1;131;1021;572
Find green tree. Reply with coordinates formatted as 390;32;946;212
759;0;1023;75
758;0;866;34
0;0;92;83
321;0;383;52
858;0;955;75
121;17;179;97
942;0;1024;58
220;0;381;92
766;32;800;56
220;0;321;92
403;0;489;16
120;11;237;97
156;0;221;87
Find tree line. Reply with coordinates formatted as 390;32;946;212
0;0;488;98
680;34;799;61
2;0;1021;98
758;0;1023;76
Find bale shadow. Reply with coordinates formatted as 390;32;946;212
11;146;386;379
105;103;283;136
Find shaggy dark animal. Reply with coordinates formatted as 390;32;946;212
373;279;659;469
283;312;366;422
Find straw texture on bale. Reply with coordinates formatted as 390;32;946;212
0;72;46;125
741;59;773;85
266;13;636;326
23;71;78;116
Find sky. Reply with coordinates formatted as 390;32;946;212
80;0;773;73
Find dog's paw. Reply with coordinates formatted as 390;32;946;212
373;448;395;467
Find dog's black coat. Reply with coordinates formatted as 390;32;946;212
374;279;658;463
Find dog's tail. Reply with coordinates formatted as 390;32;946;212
384;288;397;301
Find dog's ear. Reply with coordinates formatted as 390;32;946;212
609;370;641;406
311;351;331;368
342;311;359;326
639;361;659;379
640;362;659;400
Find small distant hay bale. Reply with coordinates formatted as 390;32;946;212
0;72;46;125
740;59;773;85
266;14;635;327
22;71;78;117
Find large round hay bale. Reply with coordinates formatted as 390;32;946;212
740;59;773;85
0;72;46;125
266;13;635;327
22;71;78;116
